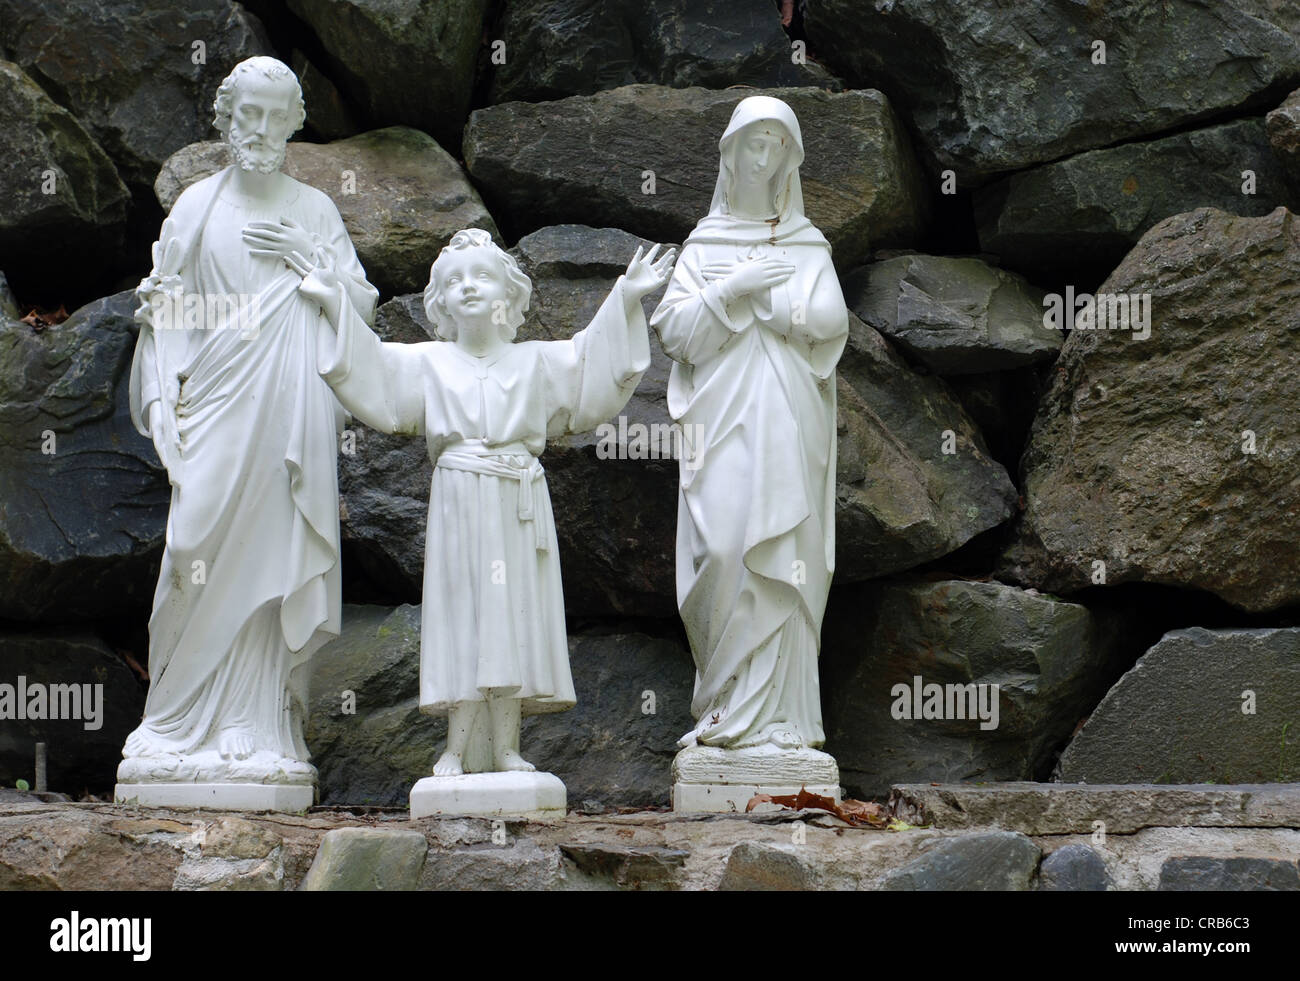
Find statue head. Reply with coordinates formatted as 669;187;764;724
423;229;532;342
213;57;306;174
712;96;807;223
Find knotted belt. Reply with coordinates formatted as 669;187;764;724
435;439;549;551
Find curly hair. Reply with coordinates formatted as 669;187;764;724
212;56;306;137
423;229;532;342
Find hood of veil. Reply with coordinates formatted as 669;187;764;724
686;96;830;250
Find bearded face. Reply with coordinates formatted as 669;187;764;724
225;72;297;174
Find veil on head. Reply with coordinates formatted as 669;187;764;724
708;96;807;223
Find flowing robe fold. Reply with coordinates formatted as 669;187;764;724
315;278;649;717
650;216;848;748
126;168;377;760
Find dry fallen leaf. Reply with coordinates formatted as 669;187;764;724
746;787;894;828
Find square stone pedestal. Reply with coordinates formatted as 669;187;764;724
114;782;314;811
409;771;566;821
672;744;841;813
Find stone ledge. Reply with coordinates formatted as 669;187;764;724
890;783;1300;835
2;786;1297;891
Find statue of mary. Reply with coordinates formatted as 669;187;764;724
651;96;848;810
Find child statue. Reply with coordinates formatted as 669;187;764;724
295;228;675;817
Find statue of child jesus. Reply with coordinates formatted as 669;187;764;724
294;228;675;776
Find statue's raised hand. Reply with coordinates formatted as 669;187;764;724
623;244;677;299
243;216;324;276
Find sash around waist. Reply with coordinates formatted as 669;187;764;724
434;440;548;550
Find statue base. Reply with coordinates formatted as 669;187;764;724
671;744;841;814
114;751;317;812
114;782;314;811
409;771;567;821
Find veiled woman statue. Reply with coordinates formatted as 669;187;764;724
651;97;848;805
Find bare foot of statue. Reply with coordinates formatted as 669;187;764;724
433;751;464;776
123;728;175;758
496;748;536;772
768;727;803;749
217;727;256;760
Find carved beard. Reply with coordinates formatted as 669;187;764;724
230;135;286;175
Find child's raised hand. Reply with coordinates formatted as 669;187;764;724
623;244;677;299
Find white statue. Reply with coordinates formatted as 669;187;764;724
650;96;848;811
115;57;377;810
297;228;674;818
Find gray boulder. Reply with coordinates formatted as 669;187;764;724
976;118;1297;283
301;828;428;891
804;0;1300;183
1158;856;1300;891
1000;207;1300;611
0;61;128;281
1267;87;1300;184
488;0;835;104
1059;628;1300;785
286;0;489;151
464;85;929;269
1038;845;1111;892
834;317;1017;580
878;831;1040;890
0;0;271;194
154;127;499;296
845;254;1060;374
0;291;169;622
823;579;1132;799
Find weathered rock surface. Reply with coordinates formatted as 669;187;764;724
155;127;499;296
833;319;1017;580
891;783;1300;835
0;629;144;795
307;604;695;809
845;254;1059;374
1267;87;1300;184
487;0;834;104
718;842;812;891
0;291;169;622
464;85;928;267
804;0;1300;182
301;827;428;890
1038;844;1110;891
878;831;1040;890
1059;628;1300;785
0;0;271;194
286;0;489;151
1000;207;1300;611
0;271;17;319
0;61;128;281
823;580;1131;799
976;118;1297;283
1158;856;1300;891
3;798;1298;891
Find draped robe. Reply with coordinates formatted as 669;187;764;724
124;168;377;764
651;214;848;749
313;275;649;727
